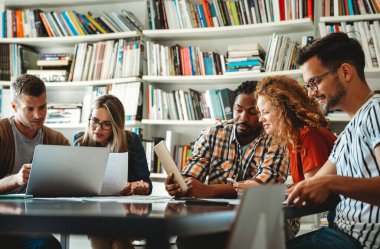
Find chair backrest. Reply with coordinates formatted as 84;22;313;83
227;185;286;249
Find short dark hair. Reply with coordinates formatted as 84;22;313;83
11;74;46;102
296;32;366;80
232;80;258;103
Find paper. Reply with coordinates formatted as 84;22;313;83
101;152;128;195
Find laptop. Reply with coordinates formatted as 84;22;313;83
26;145;109;197
227;185;286;249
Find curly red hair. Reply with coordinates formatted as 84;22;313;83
255;76;329;148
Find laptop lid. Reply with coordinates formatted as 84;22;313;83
26;145;109;197
227;185;286;249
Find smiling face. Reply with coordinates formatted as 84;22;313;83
89;107;113;146
301;56;346;114
257;95;279;135
233;93;261;142
12;93;47;137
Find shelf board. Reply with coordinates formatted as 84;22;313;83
143;18;314;40
0;77;142;88
327;115;351;122
320;14;380;23
0;32;140;48
143;70;303;84
142;119;220;125
45;120;142;129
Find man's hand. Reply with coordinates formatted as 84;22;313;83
184;177;211;197
15;164;31;186
286;175;332;207
121;180;150;195
233;179;260;195
165;173;187;197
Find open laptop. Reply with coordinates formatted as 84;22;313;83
227;185;286;249
26;145;109;197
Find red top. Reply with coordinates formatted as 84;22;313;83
288;126;336;183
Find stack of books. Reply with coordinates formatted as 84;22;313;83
225;43;265;74
27;53;72;82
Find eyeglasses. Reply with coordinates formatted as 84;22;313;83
89;117;112;130
303;66;338;92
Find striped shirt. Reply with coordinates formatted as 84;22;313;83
329;94;380;249
182;120;289;184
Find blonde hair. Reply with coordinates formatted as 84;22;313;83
255;76;329;148
76;94;132;152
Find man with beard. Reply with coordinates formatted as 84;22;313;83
286;32;380;249
0;74;69;248
165;81;289;249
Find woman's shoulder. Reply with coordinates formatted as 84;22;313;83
299;126;336;142
73;131;85;145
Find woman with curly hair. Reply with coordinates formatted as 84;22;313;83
256;75;336;183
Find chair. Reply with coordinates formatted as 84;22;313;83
227;185;286;249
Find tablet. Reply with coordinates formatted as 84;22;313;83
153;141;188;192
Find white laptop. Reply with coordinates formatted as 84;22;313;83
26;145;109;197
227;185;286;249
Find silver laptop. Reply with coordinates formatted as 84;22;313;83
26;145;109;197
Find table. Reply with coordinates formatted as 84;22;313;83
0;198;236;249
0;196;338;249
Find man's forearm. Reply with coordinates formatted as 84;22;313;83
207;184;237;198
328;175;380;205
0;175;18;193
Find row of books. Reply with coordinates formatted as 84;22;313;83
144;131;193;173
0;37;143;81
263;33;303;72
81;82;143;124
69;38;143;81
0;44;39;81
147;85;233;121
148;0;314;30
322;0;380;17
319;20;380;68
225;43;265;74
146;41;225;76
0;9;142;38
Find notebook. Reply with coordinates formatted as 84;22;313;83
153;141;188;192
26;145;109;197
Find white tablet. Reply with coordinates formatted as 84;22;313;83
153;141;188;192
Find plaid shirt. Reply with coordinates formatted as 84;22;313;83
182;120;289;184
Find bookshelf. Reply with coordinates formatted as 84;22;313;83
2;0;379;179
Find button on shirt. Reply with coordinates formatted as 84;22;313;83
182;120;289;184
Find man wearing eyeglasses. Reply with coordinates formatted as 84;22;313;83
0;74;69;249
287;32;380;249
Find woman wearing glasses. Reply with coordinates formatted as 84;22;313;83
73;94;152;249
74;94;152;195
